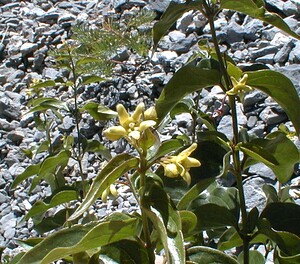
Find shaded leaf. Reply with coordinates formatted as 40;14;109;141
237;250;265;264
83;139;111;160
81;75;105;85
179;210;197;238
187;246;239;264
69;153;139;220
82;102;117;121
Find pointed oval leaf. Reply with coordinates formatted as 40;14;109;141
76;57;101;67
246;70;300;136
155;64;221;124
237;250;265;264
69;153;139;220
179;210;197;237
25;190;78;220
82;102;117;121
220;0;300;40
187;246;239;264
81;75;105;85
30;80;56;89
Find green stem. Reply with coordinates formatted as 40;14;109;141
139;150;155;264
205;3;249;263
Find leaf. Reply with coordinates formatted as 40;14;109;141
237;250;265;264
16;217;139;264
82;102;117;121
28;98;69;113
100;239;149;264
275;248;300;264
220;0;300;40
76;57;101;67
83;139;111;160
179;210;197;238
152;0;204;50
155;64;221;124
81;75;105;85
262;184;279;204
243;132;299;183
10;163;41;190
218;227;243;251
260;202;300;237
177;177;215;210
187;246;239;264
246;70;300;136
69;153;139;220
25;190;78;220
30;80;56;89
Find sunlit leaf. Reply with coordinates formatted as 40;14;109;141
76;57;101;67
155;64;221;124
30;80;56;89
82;102;117;121
187;246;239;264
81;75;105;85
246;70;300;136
69;154;139;220
220;0;300;40
83;139;111;160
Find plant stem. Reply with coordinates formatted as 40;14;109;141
139;149;155;264
205;4;250;263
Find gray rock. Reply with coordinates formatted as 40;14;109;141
259;106;287;125
247;115;258;129
288;41;300;64
0;192;8;203
250;46;278;60
244;90;268;107
148;0;171;13
243;18;263;41
218;115;233;139
0;97;21;120
20;43;38;55
38;12;60;24
276;64;300;95
224;21;245;44
111;47;131;62
274;41;294;64
283;1;298;16
255;54;274;64
176;10;194;33
7;130;25;144
248;122;266;138
249;163;276;181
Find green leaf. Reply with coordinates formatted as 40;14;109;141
179;210;197;238
177;177;215;210
69;153;139;220
152;0;204;50
218;227;243;251
28;98;69;113
243;132;299;183
155;64;221;124
81;75;105;85
30;80;56;89
220;0;300;40
170;98;194;119
262;184;279;203
247;207;259;233
82;102;117;121
187;246;239;264
10;163;41;190
25;190;78;220
260;202;300;237
16;218;139;264
237;250;265;264
246;70;300;136
83;139;111;160
100;240;149;264
276;248;300;264
76;57;101;67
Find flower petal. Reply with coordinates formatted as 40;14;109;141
131;102;145;121
178;143;198;161
182;157;201;168
129;130;141;140
103;126;127;141
139;120;156;131
117;104;129;126
162;163;179;178
182;171;191;185
144;106;157;120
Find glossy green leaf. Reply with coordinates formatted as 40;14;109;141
30;80;56;89
81;75;105;85
143;182;185;264
260;202;300;237
243;132;299;183
179;210;197;238
155;64;221;123
69;153;139;220
275;248;300;264
220;0;300;40
153;0;204;50
28;98;69;113
170;98;194;119
177;177;215;210
246;70;300;136
25;190;78;220
218;227;242;251
16;218;139;264
83;139;111;160
193;203;238;230
237;250;265;264
187;246;239;264
82;102;117;121
10;163;41;190
258;218;300;256
100;239;149;264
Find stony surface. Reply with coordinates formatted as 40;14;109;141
0;0;299;262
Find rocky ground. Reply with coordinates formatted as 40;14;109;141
0;0;300;262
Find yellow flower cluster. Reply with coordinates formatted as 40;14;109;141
227;74;253;102
103;103;157;141
160;143;201;185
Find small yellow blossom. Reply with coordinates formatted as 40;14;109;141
103;103;157;141
227;74;253;102
160;143;201;185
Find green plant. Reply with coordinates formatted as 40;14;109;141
7;1;300;264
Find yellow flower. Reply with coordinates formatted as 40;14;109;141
101;184;118;203
227;74;253;102
103;103;157;141
160;143;201;185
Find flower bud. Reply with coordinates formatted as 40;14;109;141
117;104;129;126
144;106;157;121
103;126;127;141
